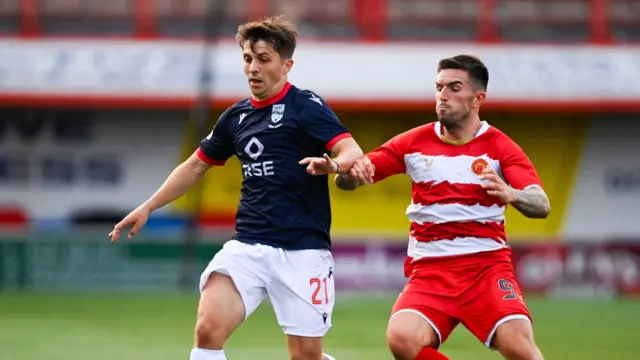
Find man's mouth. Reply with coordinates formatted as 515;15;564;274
249;78;263;85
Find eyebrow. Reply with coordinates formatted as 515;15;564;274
435;80;464;87
243;51;271;57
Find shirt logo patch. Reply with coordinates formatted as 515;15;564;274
244;137;265;160
424;158;434;169
471;158;489;175
270;104;285;128
309;94;323;106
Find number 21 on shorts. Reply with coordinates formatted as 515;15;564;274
309;277;330;305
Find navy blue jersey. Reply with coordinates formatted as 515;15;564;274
197;83;351;250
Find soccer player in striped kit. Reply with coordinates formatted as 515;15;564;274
335;55;550;360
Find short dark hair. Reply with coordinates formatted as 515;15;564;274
437;55;489;91
236;15;299;60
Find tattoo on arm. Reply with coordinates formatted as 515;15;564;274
512;187;551;219
334;174;359;191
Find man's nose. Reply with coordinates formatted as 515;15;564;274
440;88;452;100
249;60;260;73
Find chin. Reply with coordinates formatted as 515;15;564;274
250;88;265;98
437;116;454;126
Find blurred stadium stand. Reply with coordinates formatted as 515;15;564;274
0;0;638;42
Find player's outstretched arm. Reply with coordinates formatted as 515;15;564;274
331;137;363;170
334;155;373;191
334;132;409;192
142;152;212;212
109;152;211;242
299;137;374;182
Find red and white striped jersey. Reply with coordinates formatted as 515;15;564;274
366;121;542;266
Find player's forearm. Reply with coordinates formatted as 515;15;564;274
510;187;551;219
143;154;210;212
332;145;363;175
334;174;360;191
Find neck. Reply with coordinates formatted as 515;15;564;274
253;78;288;101
441;115;483;142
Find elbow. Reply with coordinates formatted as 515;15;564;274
539;193;552;218
530;188;551;219
540;203;551;219
532;202;551;219
334;174;358;191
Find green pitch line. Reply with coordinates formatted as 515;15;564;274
1;293;639;359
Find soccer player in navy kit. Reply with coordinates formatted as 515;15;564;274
109;16;374;360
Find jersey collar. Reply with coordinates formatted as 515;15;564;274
435;120;490;145
251;82;292;108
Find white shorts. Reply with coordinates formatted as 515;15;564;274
199;240;335;337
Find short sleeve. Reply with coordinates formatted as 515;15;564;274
499;137;543;190
366;133;410;183
196;109;235;166
299;99;351;151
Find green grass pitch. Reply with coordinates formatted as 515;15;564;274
1;293;639;359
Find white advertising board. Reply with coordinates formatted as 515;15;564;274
0;39;639;103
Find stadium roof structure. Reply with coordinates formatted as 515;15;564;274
1;0;637;44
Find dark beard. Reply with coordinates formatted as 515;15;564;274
438;114;465;133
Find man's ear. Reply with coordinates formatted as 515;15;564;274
283;59;294;75
474;91;486;107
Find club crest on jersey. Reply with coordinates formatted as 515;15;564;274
270;104;285;128
471;158;489;175
424;158;434;169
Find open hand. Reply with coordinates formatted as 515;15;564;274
299;153;339;175
480;167;517;203
109;205;151;242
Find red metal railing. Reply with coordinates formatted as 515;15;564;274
1;0;638;43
